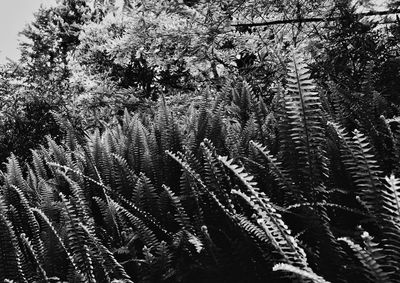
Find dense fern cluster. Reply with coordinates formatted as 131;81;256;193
1;55;400;283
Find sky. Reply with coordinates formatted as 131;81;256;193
0;0;55;63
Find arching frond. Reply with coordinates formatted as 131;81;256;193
219;156;309;269
250;141;300;203
339;237;390;283
380;175;400;279
31;208;81;280
79;224;132;282
162;184;192;231
0;196;23;282
114;199;160;249
7;185;45;266
273;263;331;283
329;122;383;216
383;174;400;226
19;233;48;282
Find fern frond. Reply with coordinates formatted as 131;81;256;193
383;174;400;225
0;196;23;282
166;149;232;214
196;90;210;144
46;136;69;166
208;101;225;149
92;196;121;244
7;185;45;265
329;122;383;216
59;193;95;282
235;214;273;260
380;174;400;278
273;263;331;283
177;148;204;227
79;224;132;282
128;115;151;174
284;54;327;186
286;202;369;216
19;233;48;282
115;192;171;239
31;150;48;180
111;153;138;198
31;208;81;279
162;184;193;231
113;199;160;249
49;162;169;240
5;154;30;194
156;100;182;153
339;237;390;283
84;132;107;187
131;172;159;216
172;229;204;255
166;150;204;188
219;156;308;268
201;139;236;213
81;244;96;283
232;188;308;268
250;141;300;203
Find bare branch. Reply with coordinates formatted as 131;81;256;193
232;9;400;28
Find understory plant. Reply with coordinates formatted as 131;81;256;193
0;54;399;283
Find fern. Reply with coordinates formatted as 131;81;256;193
201;139;237;213
50;161;170;240
1;62;400;282
0;196;23;282
59;173;93;228
79;223;132;282
250;140;301;204
219;156;309;269
46;136;69;166
380;175;400;279
6;185;45;266
166;148;234;218
383;174;400;227
235;214;273;260
131;172;159;216
114;199;160;249
92;196;121;244
31;149;48;180
329;122;383;217
112;153;138;198
19;233;49;282
196;90;210;145
31;207;81;280
284;54;327;187
339;237;390;283
5;154;30;194
59;193;96;282
162;184;193;232
273;263;331;283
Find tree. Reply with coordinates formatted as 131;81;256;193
19;0;92;87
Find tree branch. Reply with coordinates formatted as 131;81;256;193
232;9;400;28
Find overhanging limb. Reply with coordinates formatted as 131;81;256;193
232;9;400;27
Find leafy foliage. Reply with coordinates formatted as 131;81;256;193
1;0;400;282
